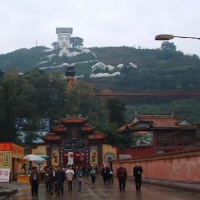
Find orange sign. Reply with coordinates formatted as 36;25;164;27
0;143;24;156
17;175;30;183
0;143;11;151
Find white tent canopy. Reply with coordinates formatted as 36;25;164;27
23;154;45;162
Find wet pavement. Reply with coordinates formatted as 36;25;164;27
1;176;200;200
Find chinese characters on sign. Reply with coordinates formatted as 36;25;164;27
4;152;10;166
0;168;10;182
64;141;85;150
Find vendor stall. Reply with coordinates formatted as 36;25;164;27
0;142;27;182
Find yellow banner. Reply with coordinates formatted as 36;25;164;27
90;150;98;166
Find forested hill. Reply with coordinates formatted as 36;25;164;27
1;44;200;127
0;44;200;93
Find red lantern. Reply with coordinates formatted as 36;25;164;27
81;153;86;157
70;153;74;157
76;153;80;157
64;154;68;157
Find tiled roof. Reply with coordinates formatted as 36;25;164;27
52;125;67;132
81;123;96;132
42;133;61;141
88;132;106;140
60;115;88;124
118;113;199;132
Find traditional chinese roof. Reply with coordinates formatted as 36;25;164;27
60;115;88;124
52;125;67;132
118;113;199;133
81;123;96;132
87;131;106;140
42;133;61;141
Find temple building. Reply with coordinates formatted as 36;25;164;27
117;112;200;158
35;65;116;168
41;115;112;168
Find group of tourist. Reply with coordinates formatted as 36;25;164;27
29;164;96;197
29;162;143;197
116;162;143;192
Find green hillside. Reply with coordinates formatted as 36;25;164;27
1;45;200;124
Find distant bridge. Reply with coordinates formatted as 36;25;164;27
94;92;200;98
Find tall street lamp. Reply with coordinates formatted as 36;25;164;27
155;34;200;41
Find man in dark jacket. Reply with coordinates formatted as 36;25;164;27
55;166;66;196
44;167;52;194
29;166;40;197
101;165;110;184
133;162;143;191
117;163;127;192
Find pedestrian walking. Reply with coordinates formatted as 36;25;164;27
89;165;96;184
44;167;52;194
29;166;40;197
65;165;74;192
54;166;66;196
50;165;57;196
101;165;110;184
76;166;83;191
108;167;114;184
133;162;143;191
117;163;127;192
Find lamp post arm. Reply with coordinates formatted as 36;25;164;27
155;34;200;41
174;35;200;40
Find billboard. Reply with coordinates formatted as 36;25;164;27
15;118;50;132
131;131;153;147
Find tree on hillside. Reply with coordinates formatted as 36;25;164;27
160;42;176;52
51;42;60;50
105;98;126;126
70;37;84;48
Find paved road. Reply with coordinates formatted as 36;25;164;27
7;176;200;200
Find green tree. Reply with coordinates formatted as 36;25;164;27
51;42;60;50
97;123;127;147
105;98;126;126
70;37;84;48
161;42;176;52
0;69;30;142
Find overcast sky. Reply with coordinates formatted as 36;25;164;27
0;0;200;56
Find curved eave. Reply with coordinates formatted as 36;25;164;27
61;118;88;124
52;125;67;132
87;132;107;140
81;125;96;132
42;133;61;141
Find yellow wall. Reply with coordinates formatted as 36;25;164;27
102;144;116;165
32;145;47;168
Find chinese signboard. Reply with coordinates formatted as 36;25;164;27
0;168;10;182
64;141;85;150
0;143;24;169
15;118;50;132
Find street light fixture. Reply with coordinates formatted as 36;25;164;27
155;34;200;41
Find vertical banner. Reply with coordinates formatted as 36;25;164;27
90;146;98;166
51;147;59;166
0;168;10;182
4;152;11;166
